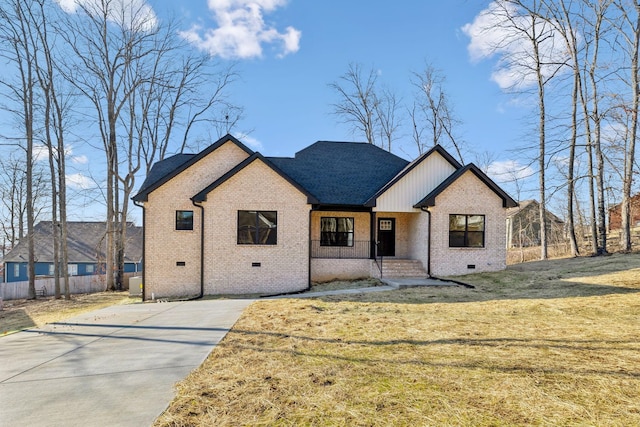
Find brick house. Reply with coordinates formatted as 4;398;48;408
132;134;517;300
608;194;640;231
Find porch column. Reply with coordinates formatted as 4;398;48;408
369;211;376;259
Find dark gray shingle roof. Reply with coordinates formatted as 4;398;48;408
268;141;409;206
133;154;195;202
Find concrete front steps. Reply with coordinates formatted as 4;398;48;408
380;259;428;278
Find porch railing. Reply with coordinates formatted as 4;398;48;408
310;240;371;259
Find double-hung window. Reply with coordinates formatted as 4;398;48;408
449;214;485;248
237;211;277;245
176;210;194;230
320;217;354;247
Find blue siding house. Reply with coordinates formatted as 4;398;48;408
3;221;142;282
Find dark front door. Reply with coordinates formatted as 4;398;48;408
377;218;395;257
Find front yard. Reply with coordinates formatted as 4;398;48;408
155;253;640;426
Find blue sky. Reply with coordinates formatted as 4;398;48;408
3;1;542;224
149;0;533;185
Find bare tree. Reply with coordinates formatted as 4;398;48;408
611;0;640;252
480;0;569;260
0;0;41;298
26;0;73;298
329;63;381;146
375;87;402;153
57;0;161;290
410;62;465;162
0;152;48;247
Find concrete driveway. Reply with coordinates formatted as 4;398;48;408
0;298;253;427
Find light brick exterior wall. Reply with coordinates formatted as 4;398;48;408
428;171;507;276
311;259;372;282
143;141;250;299
201;160;310;295
408;211;429;270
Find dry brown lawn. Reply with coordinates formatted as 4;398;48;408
155;253;640;426
0;291;134;335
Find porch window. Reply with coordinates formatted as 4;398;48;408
176;210;194;230
449;214;485;248
320;217;354;247
237;211;277;245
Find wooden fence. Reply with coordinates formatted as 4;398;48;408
0;272;139;300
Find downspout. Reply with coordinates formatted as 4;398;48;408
192;199;205;299
421;206;474;288
132;200;145;301
307;208;312;290
420;207;432;277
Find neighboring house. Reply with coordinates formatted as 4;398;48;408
608;194;640;231
132;134;517;300
3;221;142;282
505;200;565;248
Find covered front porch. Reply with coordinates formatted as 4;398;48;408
308;210;429;282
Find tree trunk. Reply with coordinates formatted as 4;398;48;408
621;3;640;252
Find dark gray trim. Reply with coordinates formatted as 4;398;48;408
192;153;319;204
191;199;205;299
312;204;372;212
132;199;146;301
133;134;254;202
364;145;462;207
413;163;518;209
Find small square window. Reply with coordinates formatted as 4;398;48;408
86;264;95;274
176;210;194;230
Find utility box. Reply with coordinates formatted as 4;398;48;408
129;276;142;296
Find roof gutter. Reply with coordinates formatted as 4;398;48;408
132;199;146;301
191;199;205;299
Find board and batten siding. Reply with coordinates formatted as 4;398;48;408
374;152;456;212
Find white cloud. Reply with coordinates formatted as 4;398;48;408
55;0;157;31
487;159;535;184
238;134;263;150
179;0;300;59
33;144;50;162
462;1;569;90
66;173;94;190
71;154;89;165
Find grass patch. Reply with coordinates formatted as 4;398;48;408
309;277;384;293
155;253;640;426
0;292;134;335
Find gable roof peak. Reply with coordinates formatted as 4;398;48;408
132;134;253;202
414;163;518;209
